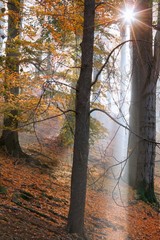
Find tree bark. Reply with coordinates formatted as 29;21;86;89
0;0;24;157
67;0;95;237
128;0;159;202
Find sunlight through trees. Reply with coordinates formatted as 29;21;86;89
0;0;159;239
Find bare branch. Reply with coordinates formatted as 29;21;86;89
19;109;76;129
91;40;132;87
91;39;159;87
90;108;160;145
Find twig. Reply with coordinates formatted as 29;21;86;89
90;108;160;145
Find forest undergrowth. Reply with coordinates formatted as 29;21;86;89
0;119;160;240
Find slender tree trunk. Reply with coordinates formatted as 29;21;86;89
128;0;160;202
67;0;95;237
0;0;24;157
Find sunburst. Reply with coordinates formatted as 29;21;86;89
121;6;135;24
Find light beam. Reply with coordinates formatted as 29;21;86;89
121;7;135;24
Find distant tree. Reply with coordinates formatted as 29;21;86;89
127;0;160;202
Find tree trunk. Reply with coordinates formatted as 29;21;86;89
67;0;95;237
128;0;159;202
137;81;156;201
0;0;24;157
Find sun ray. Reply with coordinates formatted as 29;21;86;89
129;19;150;75
130;24;144;67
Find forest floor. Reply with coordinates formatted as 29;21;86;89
0;118;160;240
